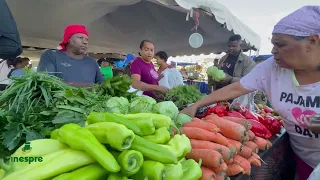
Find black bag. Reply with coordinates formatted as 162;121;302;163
0;0;23;59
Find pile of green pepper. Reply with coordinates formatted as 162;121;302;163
0;112;202;180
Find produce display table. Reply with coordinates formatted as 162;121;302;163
183;80;208;94
231;129;295;180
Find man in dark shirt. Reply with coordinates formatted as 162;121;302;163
207;34;255;92
37;25;104;87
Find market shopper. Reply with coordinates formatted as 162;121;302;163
207;35;255;93
98;57;114;80
155;51;172;76
37;24;104;87
182;5;320;180
130;40;169;98
155;51;184;89
7;57;30;78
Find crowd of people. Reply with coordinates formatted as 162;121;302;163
0;1;320;179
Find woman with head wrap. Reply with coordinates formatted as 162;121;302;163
181;6;320;180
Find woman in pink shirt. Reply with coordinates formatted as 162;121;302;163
182;6;320;180
130;40;169;97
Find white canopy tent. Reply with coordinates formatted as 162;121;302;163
6;0;261;56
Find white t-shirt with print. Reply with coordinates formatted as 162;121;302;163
240;57;320;168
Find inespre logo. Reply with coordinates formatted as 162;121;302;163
5;142;43;164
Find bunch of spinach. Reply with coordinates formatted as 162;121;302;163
160;84;204;110
0;71;110;158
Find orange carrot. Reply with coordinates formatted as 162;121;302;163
225;158;234;165
266;139;272;148
248;130;256;141
233;155;251;175
204;114;247;141
186;149;224;168
181;127;229;146
216;172;229;180
184;121;220;133
223;116;252;130
227;138;244;153
238;145;253;158
201;166;217;180
245;141;259;153
192;117;202;121
190;139;234;161
254;137;269;150
226;164;244;176
252;152;264;161
248;156;261;167
212;162;228;173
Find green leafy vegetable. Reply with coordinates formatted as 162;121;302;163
174;113;193;128
160;85;203;110
130;95;157;113
105;97;130;114
153;101;179;120
207;66;226;81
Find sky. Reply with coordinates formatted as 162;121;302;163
215;0;320;54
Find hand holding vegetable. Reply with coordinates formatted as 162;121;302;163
156;86;170;94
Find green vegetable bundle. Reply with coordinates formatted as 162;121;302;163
0;71;111;158
0;112;199;180
161;85;203;110
92;75;136;100
207;66;226;81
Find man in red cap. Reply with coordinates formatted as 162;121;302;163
37;24;104;87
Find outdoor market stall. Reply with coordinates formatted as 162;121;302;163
0;69;289;179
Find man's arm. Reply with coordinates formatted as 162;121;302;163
37;50;56;73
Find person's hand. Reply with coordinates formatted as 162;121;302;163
180;105;198;117
156;86;169;94
222;73;233;83
304;117;320;133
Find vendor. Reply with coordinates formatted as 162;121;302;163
130;40;169;97
207;35;255;93
182;5;320;180
37;24;104;87
7;57;30;78
98;57;113;80
155;51;172;76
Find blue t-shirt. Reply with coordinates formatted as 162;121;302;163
37;50;104;84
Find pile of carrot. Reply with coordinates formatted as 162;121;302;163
181;114;273;179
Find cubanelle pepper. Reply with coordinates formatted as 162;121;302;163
110;150;144;176
52;163;109;180
163;163;183;180
85;122;135;151
86;112;147;136
3;149;95;180
107;173;132;180
130;135;177;164
143;127;170;144
54;123;120;172
130;160;165;180
181;159;202;180
116;113;171;129
161;134;191;160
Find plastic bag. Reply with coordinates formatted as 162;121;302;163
158;68;184;89
308;163;320;180
127;86;143;96
231;91;258;112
